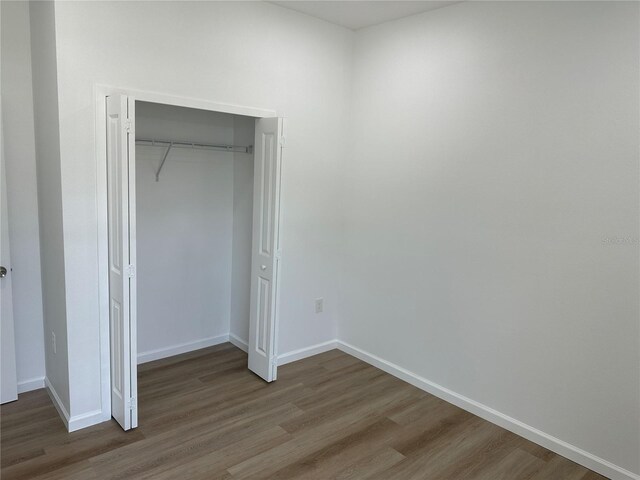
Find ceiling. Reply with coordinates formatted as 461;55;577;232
269;1;461;31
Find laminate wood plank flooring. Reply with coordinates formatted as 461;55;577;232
0;343;608;479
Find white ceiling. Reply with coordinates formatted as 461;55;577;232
270;1;461;31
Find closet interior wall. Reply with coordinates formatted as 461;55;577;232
135;102;255;363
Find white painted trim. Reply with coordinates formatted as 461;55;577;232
229;333;248;353
45;378;106;432
17;376;45;394
137;334;230;364
68;409;107;433
95;84;112;432
335;340;640;480
96;84;277;118
45;377;69;429
277;340;338;366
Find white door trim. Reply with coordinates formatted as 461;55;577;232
0;117;18;405
95;85;280;426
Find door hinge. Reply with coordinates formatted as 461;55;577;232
275;250;282;261
129;397;137;410
127;264;136;278
279;136;286;148
125;119;132;134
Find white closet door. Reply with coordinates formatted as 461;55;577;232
248;117;284;382
106;94;138;430
0;118;18;405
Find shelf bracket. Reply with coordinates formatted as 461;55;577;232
155;142;173;182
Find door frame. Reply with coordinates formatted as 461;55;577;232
95;85;279;422
0;112;18;405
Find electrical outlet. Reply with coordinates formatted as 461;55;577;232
315;298;324;314
51;331;56;354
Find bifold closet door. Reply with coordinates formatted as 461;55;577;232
248;117;284;382
106;94;138;430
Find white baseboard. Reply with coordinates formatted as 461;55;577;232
336;340;639;480
45;377;70;430
68;409;107;433
277;339;338;366
228;335;337;365
229;333;248;353
137;334;230;364
18;376;45;394
46;376;109;432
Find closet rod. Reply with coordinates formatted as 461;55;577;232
135;138;253;181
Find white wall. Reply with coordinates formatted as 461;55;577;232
340;1;639;476
230;115;255;344
135;102;252;360
0;1;45;392
29;0;69;412
52;1;351;417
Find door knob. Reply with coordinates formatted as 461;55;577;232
260;265;267;271
0;266;7;278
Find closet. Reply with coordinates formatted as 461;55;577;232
134;102;254;365
104;93;283;431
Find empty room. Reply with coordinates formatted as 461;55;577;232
0;1;638;479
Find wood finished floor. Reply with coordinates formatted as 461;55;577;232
1;343;607;480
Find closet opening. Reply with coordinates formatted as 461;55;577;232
134;100;256;425
98;90;283;431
